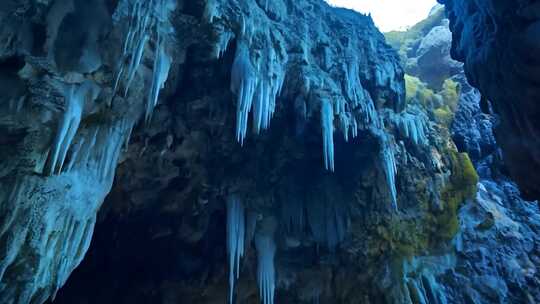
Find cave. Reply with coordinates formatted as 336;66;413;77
1;1;540;304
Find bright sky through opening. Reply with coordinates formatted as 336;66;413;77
326;0;438;32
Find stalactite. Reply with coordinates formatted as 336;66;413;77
203;0;219;23
226;195;245;304
381;140;398;210
96;119;131;183
113;0;174;106
46;81;100;176
216;30;234;59
146;32;172;124
230;38;286;144
395;111;429;146
321;99;335;171
231;41;258;145
255;234;276;304
119;1;153;97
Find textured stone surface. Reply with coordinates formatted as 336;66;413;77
451;74;497;163
1;1;478;304
0;0;175;302
439;0;540;200
389;7;540;304
48;1;475;302
415;19;462;88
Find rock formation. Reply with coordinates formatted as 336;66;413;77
439;0;540;200
387;7;540;303
3;1;528;304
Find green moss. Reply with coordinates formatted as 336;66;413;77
405;74;437;107
431;151;478;240
441;79;459;109
434;107;453;125
370;150;478;259
431;79;460;126
378;216;430;258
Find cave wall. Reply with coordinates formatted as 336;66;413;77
1;1;478;303
386;6;540;303
438;0;540;200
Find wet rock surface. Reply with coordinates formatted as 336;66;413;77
388;7;540;304
1;1;535;304
439;0;540;200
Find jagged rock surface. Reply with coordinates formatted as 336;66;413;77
1;1;478;304
451;75;497;163
0;0;176;302
439;0;540;200
388;7;540;304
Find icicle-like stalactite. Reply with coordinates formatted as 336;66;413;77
46;85;84;175
252;48;286;134
146;33;172;124
99;122;131;185
58;119;131;185
381;140;398;210
204;0;220;23
144;0;174;123
321;99;335;171
255;234;276;304
339;113;359;142
396;112;429;146
344;56;364;108
114;0;153;97
216;30;234;59
0;166;110;303
230;30;287;144
226;195;246;304
113;0;174;103
46;81;100;176
231;41;258;144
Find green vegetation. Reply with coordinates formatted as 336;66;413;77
432;151;478;240
385;5;461;127
404;74;461;126
405;74;436;106
381;218;429;257
441;78;459;109
377;5;479;257
434;79;460;126
368;150;478;259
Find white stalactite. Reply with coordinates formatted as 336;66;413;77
47;81;99;176
255;234;276;304
381;141;398;210
231;41;258;144
113;0;174;104
230;37;286;144
146;33;172;124
216;31;234;59
226;195;245;304
321;99;335;171
396;112;429;146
